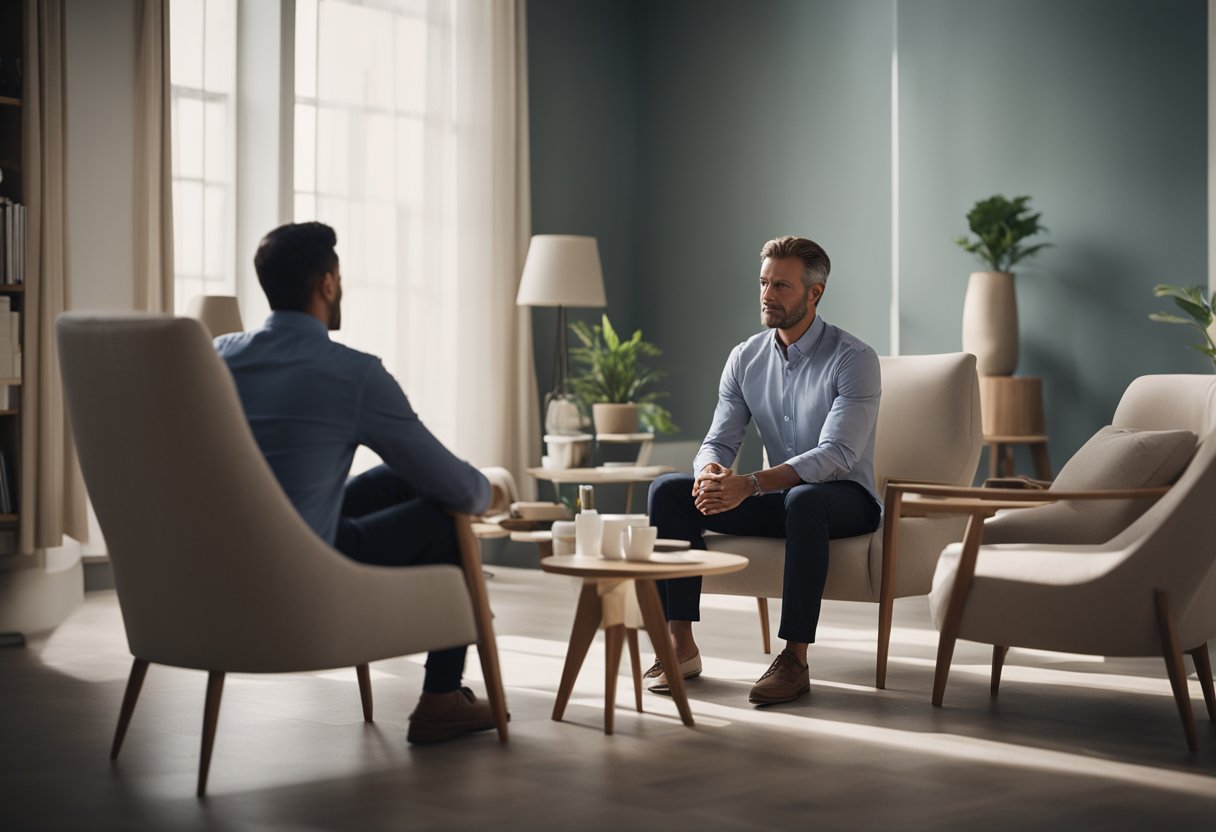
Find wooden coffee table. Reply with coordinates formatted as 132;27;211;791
540;551;748;734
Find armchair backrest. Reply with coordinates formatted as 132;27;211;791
1112;374;1216;442
873;353;982;492
57;313;362;669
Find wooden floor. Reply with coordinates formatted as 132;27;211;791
1;566;1214;830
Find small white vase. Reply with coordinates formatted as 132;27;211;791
962;271;1018;377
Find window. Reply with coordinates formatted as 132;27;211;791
169;0;237;315
292;0;447;407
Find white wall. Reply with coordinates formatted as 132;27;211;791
65;0;137;312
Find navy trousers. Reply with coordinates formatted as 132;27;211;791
334;464;467;693
647;472;881;644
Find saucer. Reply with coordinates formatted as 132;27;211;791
653;538;692;552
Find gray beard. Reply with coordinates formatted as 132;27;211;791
763;297;808;330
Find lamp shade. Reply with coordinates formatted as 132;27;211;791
516;235;607;308
186;295;245;337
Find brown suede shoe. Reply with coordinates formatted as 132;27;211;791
748;649;810;705
407;687;497;745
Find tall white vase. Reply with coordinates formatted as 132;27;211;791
962;271;1018;376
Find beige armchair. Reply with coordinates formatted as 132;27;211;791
912;374;1216;750
702;353;983;687
57;313;508;796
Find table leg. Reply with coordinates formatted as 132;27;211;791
1001;445;1015;477
625;482;635;513
987;443;999;480
552;582;603;722
626;628;643;712
604;624;625;734
634;579;695;727
1030;442;1052;480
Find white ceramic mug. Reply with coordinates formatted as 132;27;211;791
624;525;659;561
551;520;577;556
600;517;629;559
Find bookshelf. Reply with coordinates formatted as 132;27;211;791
0;0;25;552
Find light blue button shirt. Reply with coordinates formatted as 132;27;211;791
692;315;881;505
216;311;490;544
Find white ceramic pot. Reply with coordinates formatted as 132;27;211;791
592;402;639;435
962;271;1018;377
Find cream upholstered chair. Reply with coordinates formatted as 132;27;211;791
701;353;983;688
916;375;1216;750
186;294;244;337
57;313;508;796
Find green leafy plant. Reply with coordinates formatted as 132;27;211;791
1149;284;1216;370
954;194;1050;272
569;314;677;434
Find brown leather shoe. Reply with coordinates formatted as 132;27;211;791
748;649;810;705
407;687;497;744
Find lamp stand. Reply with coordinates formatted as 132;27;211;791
544;305;582;435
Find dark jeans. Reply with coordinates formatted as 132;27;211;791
335;464;467;693
648;473;881;644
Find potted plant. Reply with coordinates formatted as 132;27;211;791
954;195;1050;376
569;314;677;435
1149;284;1216;370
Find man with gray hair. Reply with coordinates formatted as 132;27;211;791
646;235;882;705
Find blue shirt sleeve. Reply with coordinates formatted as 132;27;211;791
693;345;751;474
354;359;491;514
785;344;881;484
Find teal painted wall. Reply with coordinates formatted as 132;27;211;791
635;0;894;465
526;0;638;406
899;0;1207;470
527;0;1208;474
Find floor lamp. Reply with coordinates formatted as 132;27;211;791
516;235;607;435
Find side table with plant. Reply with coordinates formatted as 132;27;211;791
569;314;677;436
955;194;1050;376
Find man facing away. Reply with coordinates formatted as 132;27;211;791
216;221;497;744
646;235;882;705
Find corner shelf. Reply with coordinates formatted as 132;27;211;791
0;96;20;108
0;285;24;293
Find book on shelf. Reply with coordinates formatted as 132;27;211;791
0;450;11;515
0;198;25;285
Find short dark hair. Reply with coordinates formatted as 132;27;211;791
253;222;339;312
760;236;830;289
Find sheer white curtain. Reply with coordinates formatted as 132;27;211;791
295;0;538;486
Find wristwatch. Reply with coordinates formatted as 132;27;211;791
748;474;763;497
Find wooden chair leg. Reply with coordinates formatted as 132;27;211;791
110;658;149;760
991;646;1009;697
876;490;903;690
756;597;771;655
1187;644;1215;721
1154;591;1199;752
197;671;225;797
932;514;986;707
453;514;509;742
626;628;643;712
356;664;373;722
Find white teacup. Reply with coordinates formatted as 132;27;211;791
600;517;629;559
551;520;577;556
624;525;659;561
